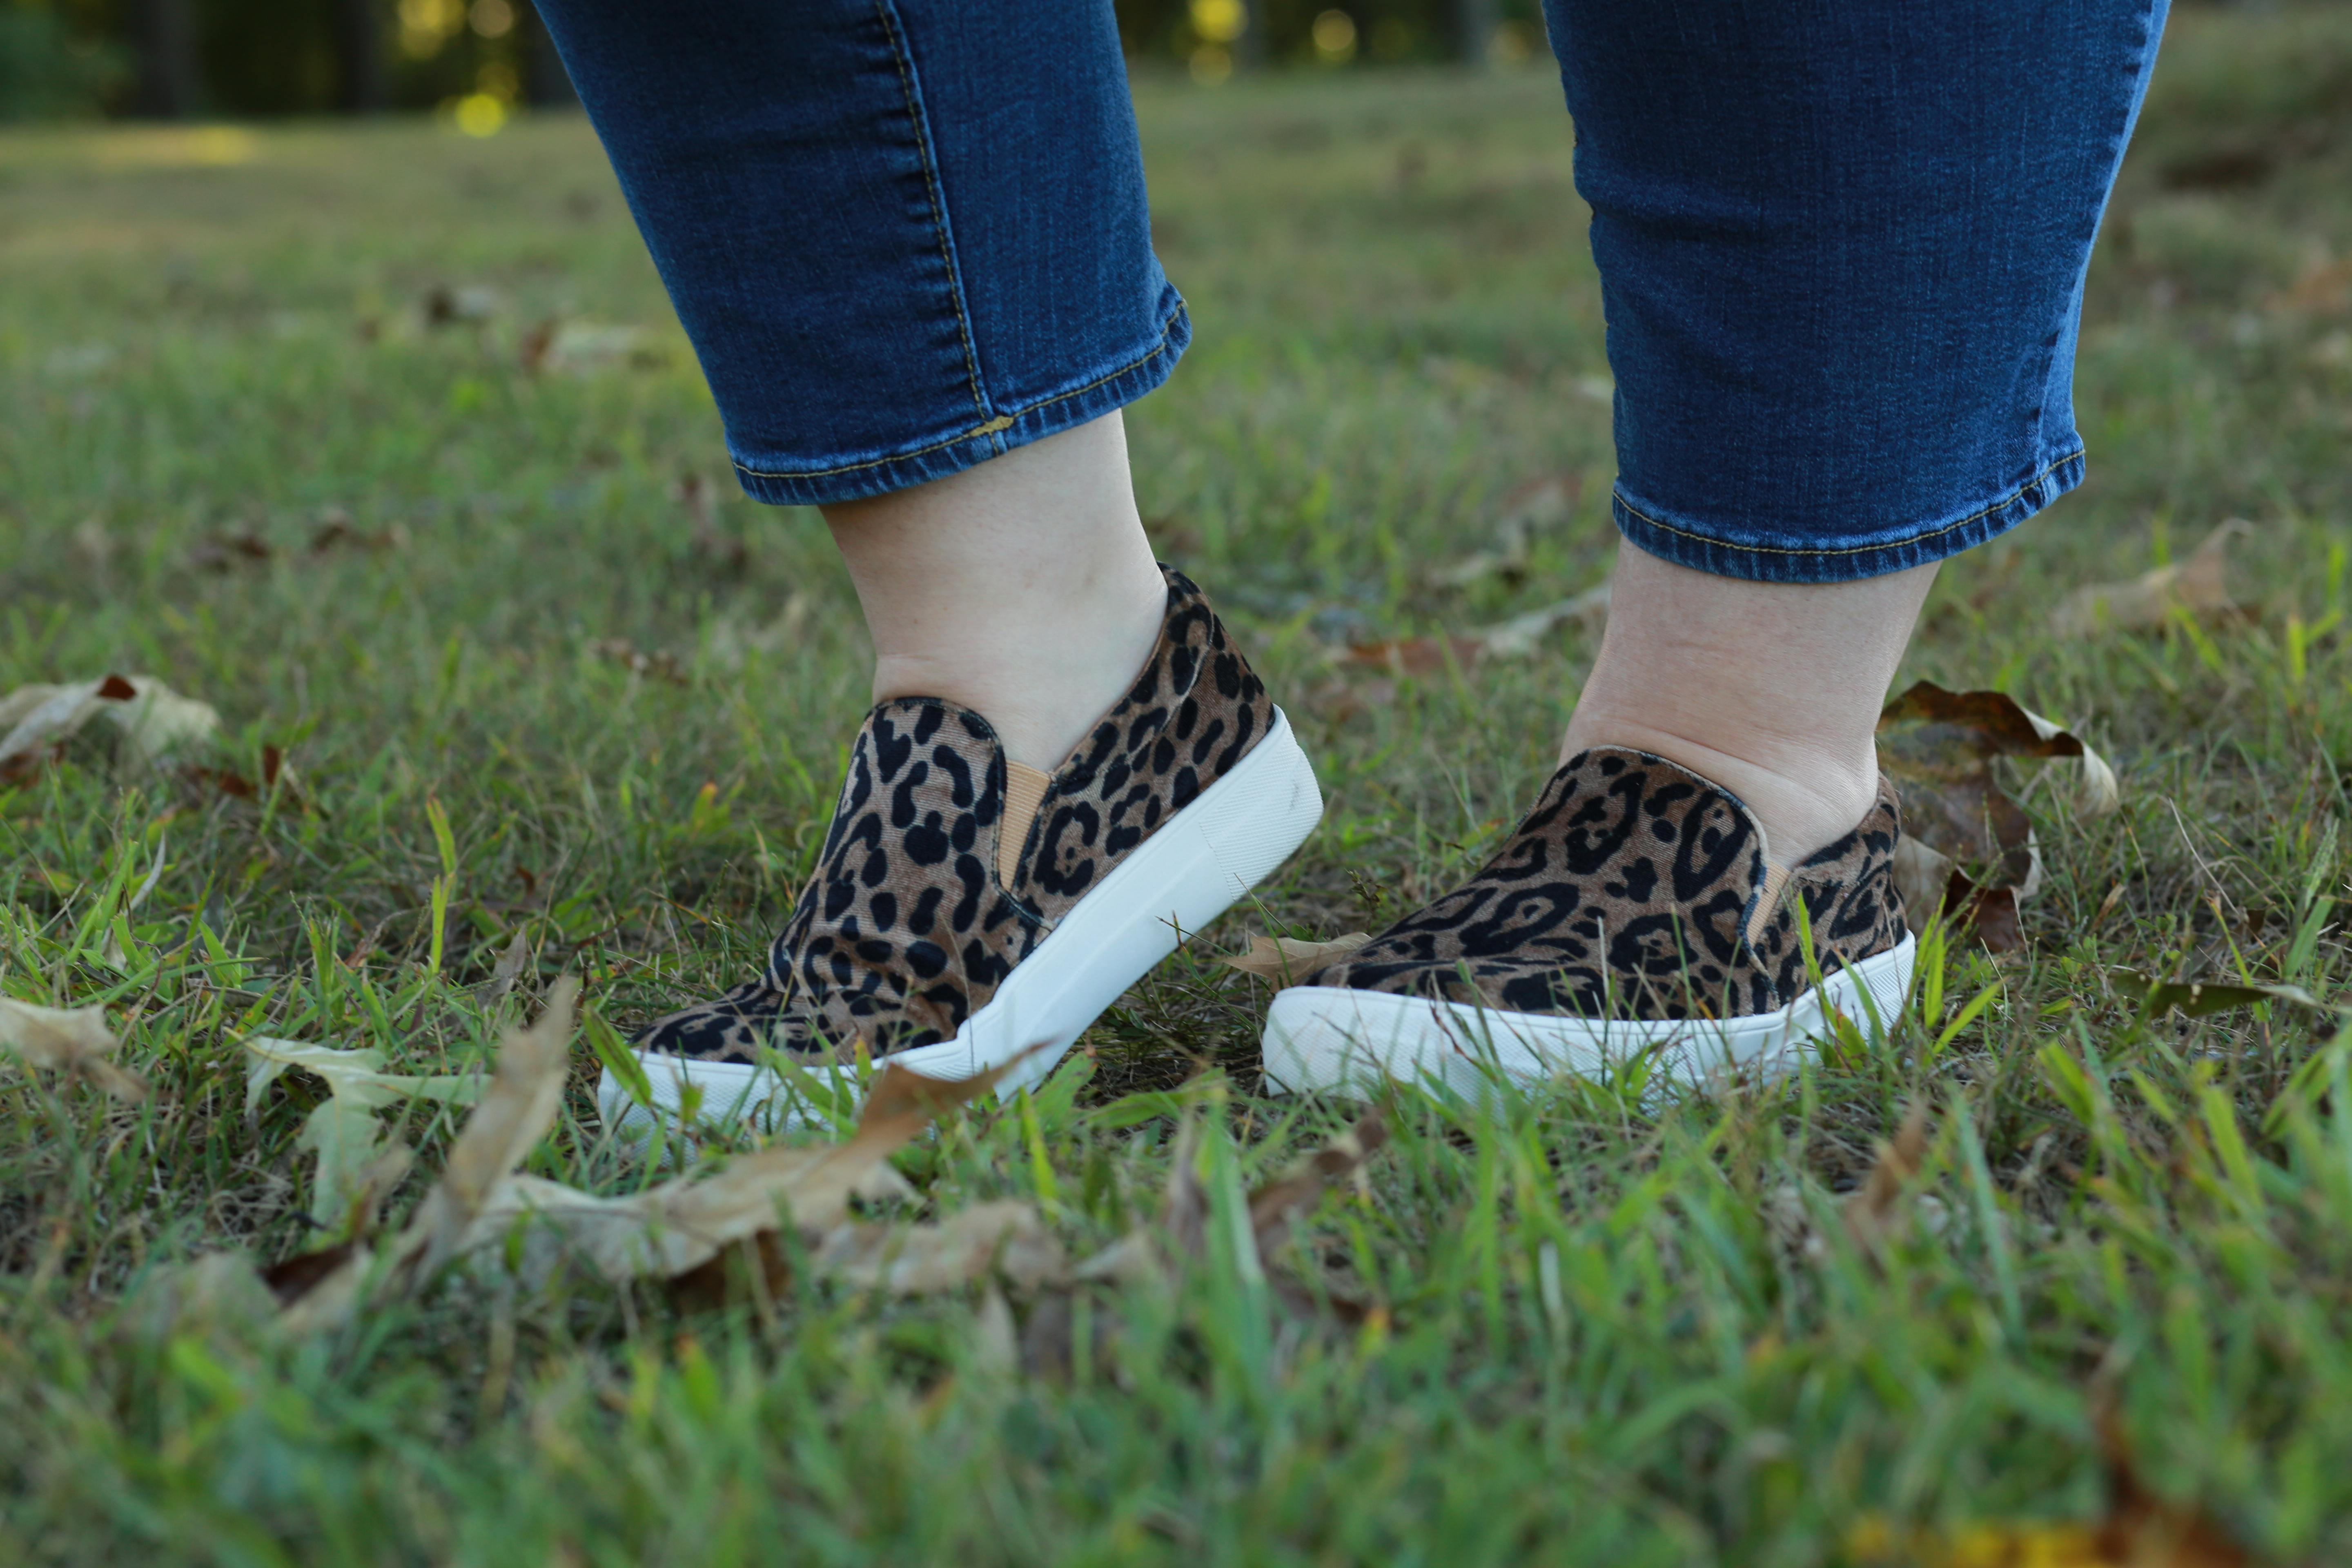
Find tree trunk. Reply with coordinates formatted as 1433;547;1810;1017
336;0;387;114
131;0;198;119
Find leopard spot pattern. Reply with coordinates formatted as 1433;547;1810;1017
633;566;1278;1065
1298;751;1906;1022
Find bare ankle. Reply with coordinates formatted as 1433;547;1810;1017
1559;714;1877;866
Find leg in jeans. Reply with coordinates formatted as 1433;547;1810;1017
539;0;1178;774
1550;0;2169;866
1269;0;2169;1091
536;0;1323;1118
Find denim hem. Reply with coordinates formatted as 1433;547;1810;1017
1611;445;2087;585
728;296;1192;507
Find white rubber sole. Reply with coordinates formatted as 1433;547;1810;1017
1260;933;1915;1102
601;707;1324;1135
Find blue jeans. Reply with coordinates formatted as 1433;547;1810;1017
538;0;2167;585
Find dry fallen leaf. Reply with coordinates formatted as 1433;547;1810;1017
1876;682;2119;951
1223;931;1371;984
473;928;534;1011
1427;472;1582;590
1038;1109;1391;1377
2050;520;2252;639
2108;972;2328;1022
0;995;148;1100
816;1199;1068;1295
393;977;580;1287
1842;1101;1932;1258
673;474;749;574
1469;584;1611;659
242;1032;488;1228
1340;633;1487;679
450;1043;1037;1298
0;673;219;779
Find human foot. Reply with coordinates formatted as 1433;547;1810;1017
607;567;1323;1132
1559;545;1938;866
825;410;1169;773
1260;747;1911;1097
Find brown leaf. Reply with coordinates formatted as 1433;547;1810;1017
814;1200;1068;1295
1222;931;1371;983
308;510;405;555
673;474;749;574
1301;674;1395;723
190;531;273;572
1427;472;1581;591
381;978;579;1294
1340;635;1486;679
2050;521;2252;639
1247;1110;1388;1265
2091;1408;2251;1566
1842;1102;1932;1256
472;927;533;1010
1469;583;1611;657
450;1045;1038;1296
1875;682;2118;945
0;996;149;1100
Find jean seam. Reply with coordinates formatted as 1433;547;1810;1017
872;0;991;425
730;300;1187;482
1613;448;2085;559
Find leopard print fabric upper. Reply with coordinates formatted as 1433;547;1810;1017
1297;749;1906;1020
633;566;1274;1065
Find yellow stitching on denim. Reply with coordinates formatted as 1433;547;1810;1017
873;0;990;421
1613;449;2085;559
732;304;1187;482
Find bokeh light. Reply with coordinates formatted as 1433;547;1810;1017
398;0;467;61
1312;10;1358;64
1189;0;1246;46
452;93;508;136
469;0;516;40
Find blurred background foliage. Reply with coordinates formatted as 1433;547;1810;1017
0;0;1554;123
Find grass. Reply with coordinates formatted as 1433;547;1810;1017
4;5;2352;1561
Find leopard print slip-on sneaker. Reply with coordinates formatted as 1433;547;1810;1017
1261;747;1913;1099
602;565;1323;1133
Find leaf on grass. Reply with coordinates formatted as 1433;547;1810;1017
392;977;580;1286
1223;931;1371;983
815;1200;1068;1295
1842;1101;1932;1258
2089;1408;2252;1567
242;1033;487;1229
472;928;533;1010
524;320;655;375
2050;520;2252;639
449;1039;1036;1297
1339;634;1487;679
308;510;405;555
1427;472;1581;589
0;996;148;1100
2109;973;2327;1020
1469;583;1612;658
0;673;218;779
1247;1112;1388;1253
1875;682;2118;951
189;531;274;572
673;474;749;574
1045;1110;1390;1374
